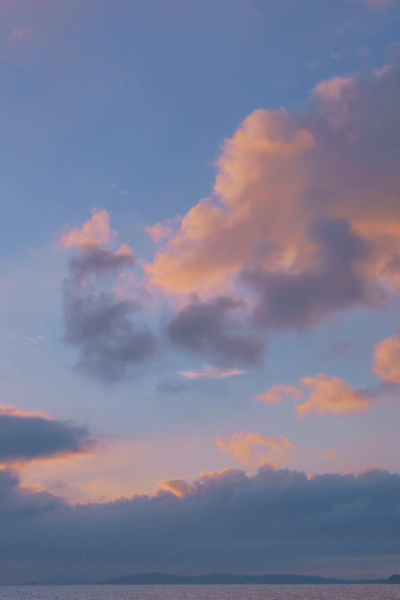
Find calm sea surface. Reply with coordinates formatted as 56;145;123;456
0;586;399;600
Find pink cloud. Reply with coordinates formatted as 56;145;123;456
258;375;373;417
255;384;304;405
61;209;114;248
374;335;400;385
11;29;30;40
146;216;181;243
144;60;400;334
215;432;295;470
297;375;371;417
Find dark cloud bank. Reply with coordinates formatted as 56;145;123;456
0;412;93;463
2;465;400;583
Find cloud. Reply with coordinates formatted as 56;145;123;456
297;375;371;417
68;242;135;285
255;384;304;405
146;217;181;243
178;365;247;380
167;296;264;366
215;433;295;469
146;60;400;331
11;29;30;40
2;466;400;582
0;468;64;523
62;213;157;382
61;209;113;248
257;375;373;417
0;404;94;468
373;335;400;384
242;216;379;329
0;408;94;464
63;288;157;383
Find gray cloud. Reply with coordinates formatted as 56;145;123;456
0;469;65;521
0;412;94;464
68;243;135;286
1;466;400;583
242;217;381;329
63;244;157;382
167;296;264;366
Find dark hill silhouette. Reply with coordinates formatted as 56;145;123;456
102;572;395;585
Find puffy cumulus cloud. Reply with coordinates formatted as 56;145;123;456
242;216;379;330
61;209;113;248
146;110;315;297
62;213;157;382
373;335;400;384
0;407;94;464
178;365;247;380
2;466;400;582
255;384;304;405
146;60;400;330
215;433;295;469
167;296;264;366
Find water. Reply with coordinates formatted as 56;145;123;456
0;585;399;600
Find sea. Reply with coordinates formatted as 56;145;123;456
0;586;399;600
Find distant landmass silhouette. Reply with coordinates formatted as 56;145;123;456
102;572;400;585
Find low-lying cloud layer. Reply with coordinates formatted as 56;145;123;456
1;465;400;583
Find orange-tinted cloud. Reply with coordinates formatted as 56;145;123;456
374;335;400;384
0;404;51;420
145;60;400;331
146;216;181;243
255;384;304;405
157;478;190;498
61;209;113;248
215;432;295;469
21;436;223;504
146;111;314;296
258;375;372;417
296;375;371;417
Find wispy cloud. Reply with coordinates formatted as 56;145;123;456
178;365;247;380
11;29;30;41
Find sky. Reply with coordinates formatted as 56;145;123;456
1;0;400;585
